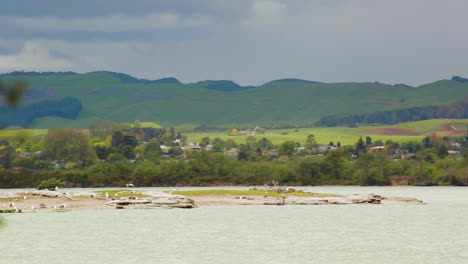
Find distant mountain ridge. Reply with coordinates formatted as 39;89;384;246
1;71;467;129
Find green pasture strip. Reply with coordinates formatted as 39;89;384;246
452;124;467;130
0;129;47;139
185;129;425;145
94;190;151;198
390;119;468;132
168;189;336;197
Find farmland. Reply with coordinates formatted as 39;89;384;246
1;119;466;146
184;119;468;145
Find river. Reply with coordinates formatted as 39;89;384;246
1;186;467;264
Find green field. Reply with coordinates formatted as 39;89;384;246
1;119;466;145
185;128;419;145
168;189;335;197
185;119;468;145
452;124;467;130
0;129;47;139
389;119;466;132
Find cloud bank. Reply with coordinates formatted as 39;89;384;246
1;0;468;85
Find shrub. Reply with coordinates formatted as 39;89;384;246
37;178;65;190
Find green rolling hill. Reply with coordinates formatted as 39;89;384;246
1;71;468;129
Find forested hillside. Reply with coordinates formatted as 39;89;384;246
1;71;468;129
0;98;82;128
317;98;468;127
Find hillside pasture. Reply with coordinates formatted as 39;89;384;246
185;127;425;146
0;129;47;139
3;72;468;128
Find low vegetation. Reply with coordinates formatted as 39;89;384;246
168;189;335;197
94;190;150;198
37;178;64;190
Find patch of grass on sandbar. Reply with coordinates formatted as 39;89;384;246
168;189;336;197
94;190;150;198
0;197;20;202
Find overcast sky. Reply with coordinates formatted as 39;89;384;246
1;0;468;85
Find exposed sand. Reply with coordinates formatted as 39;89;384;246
0;197;111;212
0;191;424;213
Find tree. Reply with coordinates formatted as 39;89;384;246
237;149;248;161
107;153;126;163
230;123;239;132
365;136;372;146
42;128;96;166
293;157;322;185
279;141;296;157
0;146;17;169
111;131;125;148
132;161;159;186
120;145;136;159
437;144;449;159
306;134;317;150
254;126;266;134
200;137;211;147
168;146;183;156
93;143;113;160
323;150;348;181
122;135;138;148
142;142;162;160
37;178;65;190
257;137;272;150
169;127;176;139
355;137;367;156
355;152;376;184
246;136;257;149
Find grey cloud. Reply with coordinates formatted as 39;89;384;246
1;13;218;33
1;0;252;20
1;0;468;86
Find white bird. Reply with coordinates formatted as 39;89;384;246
132;190;136;194
55;186;59;191
169;188;177;195
105;192;110;198
31;206;36;210
23;196;27;200
62;204;67;208
53;205;57;209
114;193;118;196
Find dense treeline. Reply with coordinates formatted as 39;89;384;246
316;98;468;127
0;97;82;128
0;125;466;188
1;149;467;188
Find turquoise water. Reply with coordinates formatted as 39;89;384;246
1;186;468;264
